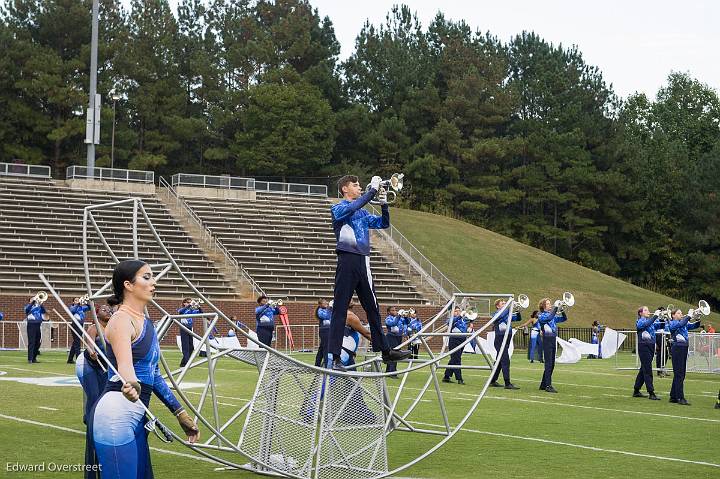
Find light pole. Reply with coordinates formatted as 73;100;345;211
110;90;120;170
86;0;99;175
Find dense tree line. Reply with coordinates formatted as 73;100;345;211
1;1;719;306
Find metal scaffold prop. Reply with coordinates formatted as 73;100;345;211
40;197;521;479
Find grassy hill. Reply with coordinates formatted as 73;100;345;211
388;207;717;329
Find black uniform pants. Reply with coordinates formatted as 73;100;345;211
257;326;274;347
670;343;688;401
315;327;329;367
443;337;464;381
68;321;83;362
490;331;512;385
539;335;556;389
179;324;194;367
27;321;41;362
634;341;655;393
385;334;403;373
329;252;388;357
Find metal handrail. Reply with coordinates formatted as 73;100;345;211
171;173;327;197
159;177;264;297
0;162;51;178
67;165;154;184
368;204;460;302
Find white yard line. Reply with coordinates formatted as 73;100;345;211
410;419;720;468
37;406;59;411
0;365;67;376
0;413;219;464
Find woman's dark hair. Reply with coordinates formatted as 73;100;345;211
108;260;147;307
257;295;267;304
530;310;539;319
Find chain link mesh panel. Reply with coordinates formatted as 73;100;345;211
316;374;388;479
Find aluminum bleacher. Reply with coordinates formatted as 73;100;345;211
0;176;236;298
182;192;427;304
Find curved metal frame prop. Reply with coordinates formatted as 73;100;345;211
41;198;520;479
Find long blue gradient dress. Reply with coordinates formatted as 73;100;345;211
92;318;183;479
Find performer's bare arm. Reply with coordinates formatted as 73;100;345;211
347;311;371;341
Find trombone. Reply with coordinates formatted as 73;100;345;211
366;173;404;205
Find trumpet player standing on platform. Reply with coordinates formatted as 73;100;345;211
327;175;410;370
537;298;568;393
489;299;521;390
314;299;332;366
633;306;664;400
177;298;202;367
25;295;46;363
255;295;281;347
68;297;91;364
667;308;702;405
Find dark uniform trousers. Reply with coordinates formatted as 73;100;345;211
539;334;556;389
634;341;656;393
443;337;464;381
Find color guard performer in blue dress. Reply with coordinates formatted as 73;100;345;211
92;260;199;479
667;308;701;405
633;306;664;400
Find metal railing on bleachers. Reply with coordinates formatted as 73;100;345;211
170;173;327;197
0;162;51;178
66;165;154;183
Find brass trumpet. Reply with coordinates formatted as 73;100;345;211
366;173;404;205
554;292;575;313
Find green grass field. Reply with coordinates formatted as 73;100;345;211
1;349;718;479
388;207;719;328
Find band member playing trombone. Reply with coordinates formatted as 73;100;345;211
443;306;468;385
255;295;281;347
25;293;47;363
327;175;410;370
537;296;569;393
489;298;521;390
68;296;91;364
177;298;203;367
633;306;664;400
668;307;702;405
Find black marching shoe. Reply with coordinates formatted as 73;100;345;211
677;399;691;406
633;390;647;398
382;349;411;363
715;401;720;409
457;379;465;385
442;377;453;383
545;386;558;393
504;383;520;390
490;381;503;388
669;398;678;403
648;393;660;401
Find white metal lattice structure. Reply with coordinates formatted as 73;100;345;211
41;197;522;478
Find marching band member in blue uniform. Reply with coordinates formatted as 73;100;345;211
667;308;701;405
255;295;280;347
177;298;202;367
92;260;199;479
489;299;521;390
633;306;664;400
519;310;542;363
385;306;403;377
76;303;113;479
443;307;468;385
537;298;567;393
24;296;46;363
339;302;372;368
68;297;92;364
327;175;410;370
588;320;603;359
407;310;422;359
315;299;332;366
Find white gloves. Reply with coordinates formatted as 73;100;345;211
688;309;695;317
328;300;334;308
653;310;661;317
369;176;382;191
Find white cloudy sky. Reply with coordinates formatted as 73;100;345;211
133;0;720;99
